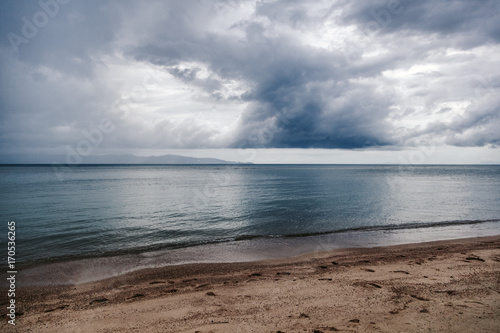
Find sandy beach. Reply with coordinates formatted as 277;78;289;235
4;235;500;332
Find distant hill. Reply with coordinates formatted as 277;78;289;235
0;153;251;165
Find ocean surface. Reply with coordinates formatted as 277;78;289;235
1;164;500;283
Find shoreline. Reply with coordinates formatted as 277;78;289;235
15;220;500;286
15;218;500;265
5;235;500;332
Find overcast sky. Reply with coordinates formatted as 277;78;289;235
1;0;499;163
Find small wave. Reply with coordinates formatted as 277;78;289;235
16;218;500;268
281;219;500;238
229;219;500;241
233;235;265;241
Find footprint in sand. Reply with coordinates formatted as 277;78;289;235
410;294;430;301
317;327;339;332
392;270;410;274
182;278;198;282
44;305;68;312
89;298;108;305
149;281;165;285
434;290;457;295
465;256;485;262
195;284;209;289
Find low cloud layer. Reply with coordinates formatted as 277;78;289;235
1;0;499;154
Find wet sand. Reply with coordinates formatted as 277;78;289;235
3;235;500;332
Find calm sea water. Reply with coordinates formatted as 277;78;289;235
1;165;500;266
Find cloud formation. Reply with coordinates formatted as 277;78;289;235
1;0;499;154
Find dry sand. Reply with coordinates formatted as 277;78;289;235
3;236;500;332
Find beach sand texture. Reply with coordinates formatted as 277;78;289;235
4;236;500;332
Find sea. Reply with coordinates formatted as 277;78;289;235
1;164;499;285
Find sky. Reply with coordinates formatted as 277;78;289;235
1;0;499;164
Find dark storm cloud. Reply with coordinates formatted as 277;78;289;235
1;0;499;152
340;0;500;47
126;0;500;148
126;2;400;148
